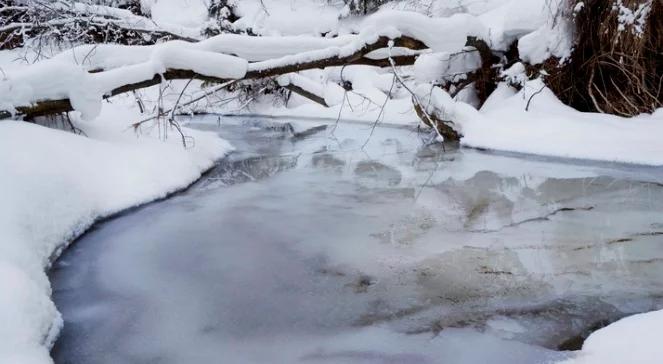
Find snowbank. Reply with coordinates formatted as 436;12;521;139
0;104;231;363
417;81;663;166
561;309;663;364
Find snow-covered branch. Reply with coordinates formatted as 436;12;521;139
0;33;427;119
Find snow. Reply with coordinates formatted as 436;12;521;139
614;0;653;35
200;34;355;62
0;102;231;363
360;10;486;52
50;36;353;74
385;0;505;16
1;43;248;120
259;2;340;36
500;62;529;87
561;309;663;364
232;0;343;36
220;66;663;168
414;50;482;84
151;46;247;79
0;2;572;119
477;0;548;49
416;80;663;166
1;1;662;363
43;0;202;40
135;0;207;37
50;35;354;72
149;0;208;28
235;65;420;127
277;73;324;99
518;18;573;64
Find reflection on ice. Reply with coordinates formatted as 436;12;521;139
51;117;663;363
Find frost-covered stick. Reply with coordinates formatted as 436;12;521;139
64;112;86;136
331;65;350;135
165;78;194;147
330;92;346;135
167;115;188;148
414;151;443;203
349;90;382;108
330;65;354;136
258;0;270;16
361;73;396;149
169;79;194;121
132;90;145;113
525;84;546;111
157;80;164;140
385;41;446;142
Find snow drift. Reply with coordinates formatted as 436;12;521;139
0;103;231;363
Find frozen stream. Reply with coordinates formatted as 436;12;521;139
51;116;663;364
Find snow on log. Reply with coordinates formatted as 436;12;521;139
51;35;358;73
360;11;486;52
0;34;424;120
199;34;358;62
0;46;248;120
0;9;503;121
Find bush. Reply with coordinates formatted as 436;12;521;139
550;0;662;116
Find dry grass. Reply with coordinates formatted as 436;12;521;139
549;0;662;116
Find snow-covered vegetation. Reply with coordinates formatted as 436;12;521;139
0;0;661;363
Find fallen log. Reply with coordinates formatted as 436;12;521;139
2;36;425;119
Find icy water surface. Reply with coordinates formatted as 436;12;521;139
51;116;663;363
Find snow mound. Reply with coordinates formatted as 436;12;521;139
561;309;663;364
416;80;663;166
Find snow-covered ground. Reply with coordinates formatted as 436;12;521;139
0;102;231;363
1;0;662;363
560;310;663;364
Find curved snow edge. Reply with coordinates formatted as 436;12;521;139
560;309;663;364
0;119;232;364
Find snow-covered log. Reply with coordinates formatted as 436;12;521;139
0;34;427;119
